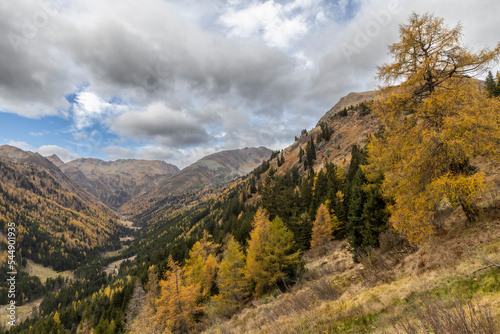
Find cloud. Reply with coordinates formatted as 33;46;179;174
6;141;80;162
101;145;136;160
37;145;81;162
219;0;319;48
110;102;210;148
7;141;35;152
1;0;499;168
72;91;128;129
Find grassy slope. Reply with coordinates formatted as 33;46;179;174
204;200;500;333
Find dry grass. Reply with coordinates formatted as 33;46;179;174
23;259;73;283
394;296;497;334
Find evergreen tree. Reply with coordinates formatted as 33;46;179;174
485;71;499;96
305;137;316;170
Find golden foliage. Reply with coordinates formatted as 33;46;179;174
210;236;248;318
184;231;219;299
310;203;333;252
366;13;500;245
154;256;202;333
377;12;500;99
246;209;300;294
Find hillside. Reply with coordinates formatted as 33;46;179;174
0;146;121;271
60;158;180;210
157;146;273;194
120;146;273;216
45;154;65;168
318;90;379;124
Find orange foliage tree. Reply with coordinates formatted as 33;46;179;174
310;203;333;253
365;13;500;245
154;256;201;333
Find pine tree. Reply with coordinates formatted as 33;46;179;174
485;71;498;96
305;137;316;170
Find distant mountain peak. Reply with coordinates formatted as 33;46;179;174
60;158;180;210
156;146;273;194
45;154;65;167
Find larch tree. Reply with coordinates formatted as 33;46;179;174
211;236;248;318
183;231;219;299
245;208;300;295
365;12;500;245
310;203;333;253
377;12;500;100
154;256;201;334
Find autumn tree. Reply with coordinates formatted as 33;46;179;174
310;203;333;253
154;256;201;334
365;13;500;245
377;12;500;100
245;208;300;295
128;268;165;334
183;231;219;299
210;236;248;318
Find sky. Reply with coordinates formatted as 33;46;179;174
1;0;499;168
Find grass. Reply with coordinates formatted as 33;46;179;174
0;298;42;328
23;259;73;283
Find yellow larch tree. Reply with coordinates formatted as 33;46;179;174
365;12;500;245
154;256;201;334
183;230;219;299
310;203;333;253
246;208;300;294
210;236;248;318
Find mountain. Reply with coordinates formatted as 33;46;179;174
318;90;378;124
156;147;273;194
0;145;120;270
0;145;104;207
45;154;65;167
126;91;380;254
60;158;180;210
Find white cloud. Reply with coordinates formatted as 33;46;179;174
72;91;129;130
37;145;81;162
219;0;323;49
7;141;35;152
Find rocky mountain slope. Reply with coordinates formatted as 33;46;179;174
157;146;273;194
60;158;180;210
